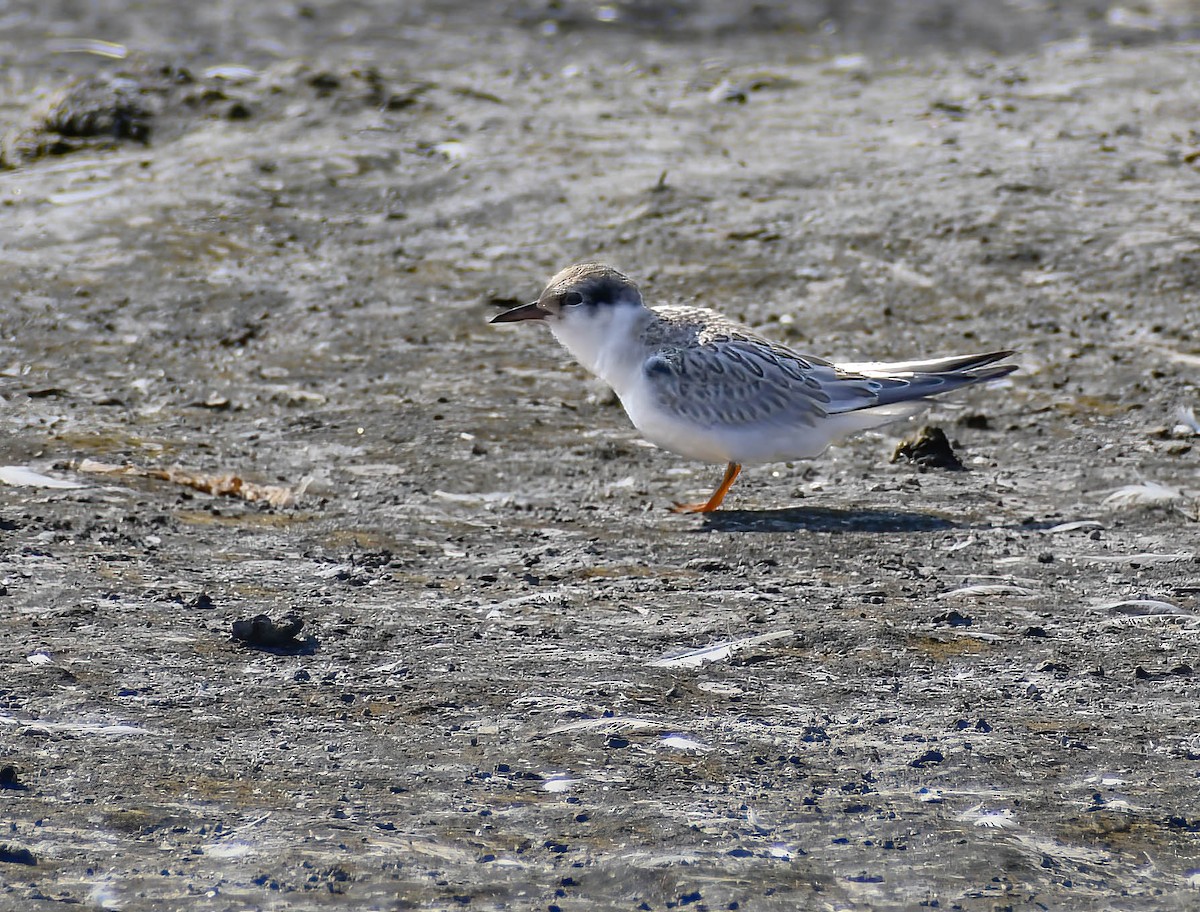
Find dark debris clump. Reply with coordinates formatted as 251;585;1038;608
1;65;176;165
231;613;317;654
891;425;965;471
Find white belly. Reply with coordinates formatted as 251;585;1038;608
617;381;834;465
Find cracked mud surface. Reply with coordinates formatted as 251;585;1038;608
2;2;1200;909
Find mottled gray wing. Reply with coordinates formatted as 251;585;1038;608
643;339;880;428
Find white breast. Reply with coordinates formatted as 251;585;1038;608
547;305;650;395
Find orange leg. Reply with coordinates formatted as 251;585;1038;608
670;462;742;514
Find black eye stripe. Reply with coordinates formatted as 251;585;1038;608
558;276;637;309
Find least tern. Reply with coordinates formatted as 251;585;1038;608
492;263;1016;513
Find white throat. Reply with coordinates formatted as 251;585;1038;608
547;304;650;394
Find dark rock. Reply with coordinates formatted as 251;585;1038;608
0;844;36;865
933;610;973;627
911;749;945;768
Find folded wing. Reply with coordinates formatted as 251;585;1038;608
643;340;1015;429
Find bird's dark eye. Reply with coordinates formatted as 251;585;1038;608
563;291;584;307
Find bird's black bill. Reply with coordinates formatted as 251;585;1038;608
490;301;549;323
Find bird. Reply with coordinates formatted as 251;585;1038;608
491;263;1016;513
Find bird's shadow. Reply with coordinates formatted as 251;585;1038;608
696;505;958;534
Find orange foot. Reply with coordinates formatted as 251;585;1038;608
669;462;742;514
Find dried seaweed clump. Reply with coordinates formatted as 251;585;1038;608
1;63;188;167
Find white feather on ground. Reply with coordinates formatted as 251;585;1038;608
1101;482;1188;509
1043;519;1104;534
1174;404;1200;436
1081;552;1194;564
648;629;794;668
0;466;86;488
942;584;1036;599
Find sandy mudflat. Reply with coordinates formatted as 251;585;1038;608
2;2;1199;909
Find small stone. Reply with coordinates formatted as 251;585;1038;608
309;71;341;93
